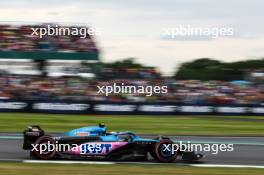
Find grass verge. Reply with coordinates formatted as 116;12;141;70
0;113;263;136
0;162;263;175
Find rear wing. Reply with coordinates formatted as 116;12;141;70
23;125;45;150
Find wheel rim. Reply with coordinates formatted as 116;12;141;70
33;136;56;160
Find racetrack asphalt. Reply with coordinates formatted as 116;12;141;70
0;133;263;166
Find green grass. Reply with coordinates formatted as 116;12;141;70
0;163;263;175
0;113;264;136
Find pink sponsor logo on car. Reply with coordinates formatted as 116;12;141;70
70;142;128;155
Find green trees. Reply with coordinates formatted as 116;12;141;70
175;58;264;81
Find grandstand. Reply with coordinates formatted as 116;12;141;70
0;23;99;76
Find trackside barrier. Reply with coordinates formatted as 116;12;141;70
0;100;264;115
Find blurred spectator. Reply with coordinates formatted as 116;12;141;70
0;74;263;105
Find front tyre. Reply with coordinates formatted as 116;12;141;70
154;139;177;163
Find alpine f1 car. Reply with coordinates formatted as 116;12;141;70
23;124;203;163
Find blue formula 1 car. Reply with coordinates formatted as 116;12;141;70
23;124;203;163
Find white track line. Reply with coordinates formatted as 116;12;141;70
23;160;115;165
191;164;264;169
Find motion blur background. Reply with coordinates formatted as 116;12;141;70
0;0;264;112
0;24;264;107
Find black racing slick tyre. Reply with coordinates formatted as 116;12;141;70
154;139;177;163
31;135;56;160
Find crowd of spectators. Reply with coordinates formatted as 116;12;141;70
0;24;262;105
0;74;263;105
0;24;98;53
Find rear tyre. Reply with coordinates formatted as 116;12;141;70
32;135;56;160
154;139;177;163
